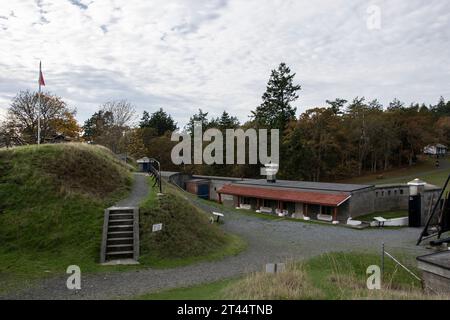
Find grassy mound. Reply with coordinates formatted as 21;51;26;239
224;252;448;300
137;252;449;300
139;180;245;268
0;143;133;290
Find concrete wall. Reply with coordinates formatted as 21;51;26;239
373;185;409;212
347;188;375;218
192;175;249;201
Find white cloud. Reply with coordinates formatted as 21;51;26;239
0;0;449;127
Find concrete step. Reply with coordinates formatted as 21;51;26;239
101;206;139;263
107;244;134;249
108;231;134;235
109;215;133;220
108;226;133;232
109;220;133;226
106;251;134;256
107;238;133;245
107;237;133;241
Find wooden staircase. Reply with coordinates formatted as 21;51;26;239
100;207;139;263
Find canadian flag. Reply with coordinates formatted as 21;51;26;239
39;61;45;86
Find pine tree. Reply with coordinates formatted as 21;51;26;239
251;62;301;130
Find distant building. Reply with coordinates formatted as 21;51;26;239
136;157;151;172
185;179;210;200
44;133;72;144
424;144;448;156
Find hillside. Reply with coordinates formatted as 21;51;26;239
0;143;133;291
139;180;245;268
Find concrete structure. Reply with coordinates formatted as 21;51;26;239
162;172;441;223
185;179;211;199
417;251;450;294
100;207;139;264
136;157;151;172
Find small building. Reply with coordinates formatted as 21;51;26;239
185;179;210;200
217;179;373;223
136;157;151;172
424;144;448;156
417;251;450;294
44;133;72;144
163;171;441;224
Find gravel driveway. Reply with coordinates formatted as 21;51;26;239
1;183;429;300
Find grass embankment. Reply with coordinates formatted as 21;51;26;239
138;180;246;268
138;252;448;300
341;157;450;188
0;143;133;292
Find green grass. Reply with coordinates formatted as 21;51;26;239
0;143;134;293
138;179;246;268
193;196;335;227
341;157;450;188
303;252;422;299
136;252;442;300
356;210;408;222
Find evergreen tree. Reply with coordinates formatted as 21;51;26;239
139;108;177;136
251;62;301;130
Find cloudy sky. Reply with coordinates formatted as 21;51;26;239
0;0;449;127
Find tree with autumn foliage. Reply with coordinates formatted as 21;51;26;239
5;90;81;144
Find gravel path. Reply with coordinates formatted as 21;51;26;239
2;183;429;300
115;172;149;207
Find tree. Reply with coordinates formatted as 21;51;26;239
139;108;177;135
325;98;347;115
388;98;405;111
251;62;301;130
185;108;210;135
82;100;136;153
6;90;80;144
100;100;136;128
82;110;113;143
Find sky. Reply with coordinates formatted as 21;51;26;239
0;0;449;128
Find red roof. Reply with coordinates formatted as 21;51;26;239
218;184;350;207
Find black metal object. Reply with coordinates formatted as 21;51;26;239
147;158;162;194
430;236;450;247
417;174;450;245
409;195;422;227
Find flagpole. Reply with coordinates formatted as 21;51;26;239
37;61;41;145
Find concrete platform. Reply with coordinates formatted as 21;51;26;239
101;259;140;266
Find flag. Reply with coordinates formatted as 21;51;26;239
39;61;45;86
